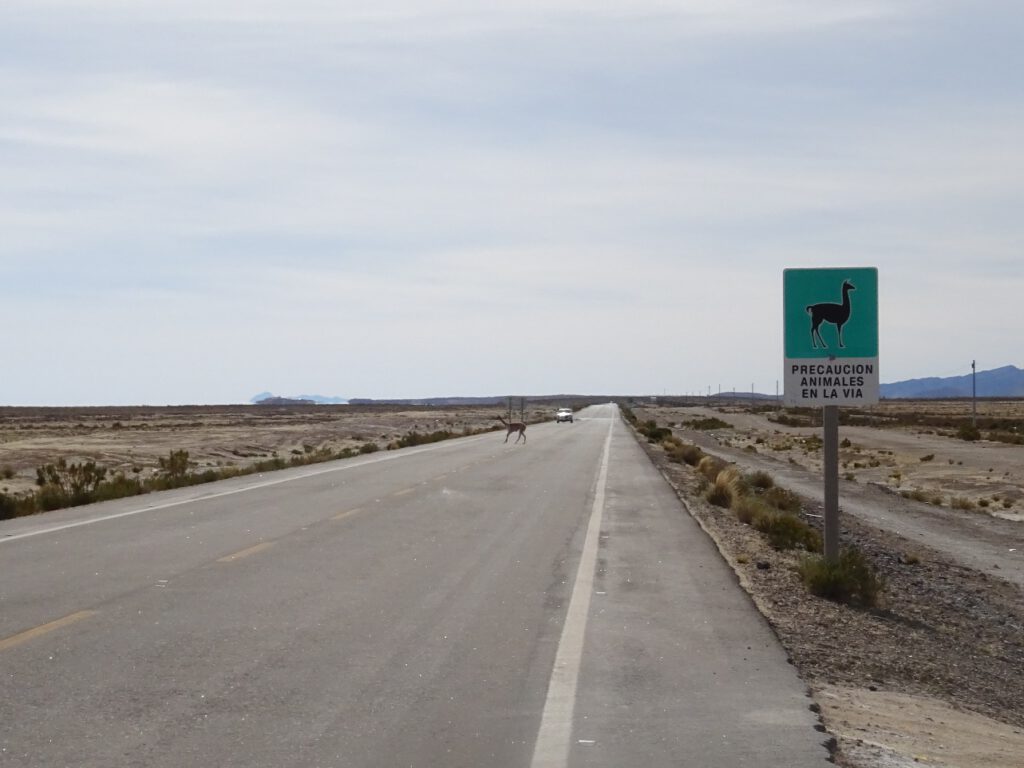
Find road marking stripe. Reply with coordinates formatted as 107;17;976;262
1;434;492;544
393;488;414;497
530;418;614;768
217;542;272;563
0;610;96;653
332;507;364;521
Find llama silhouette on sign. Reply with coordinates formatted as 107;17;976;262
806;280;855;349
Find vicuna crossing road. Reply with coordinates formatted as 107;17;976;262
0;405;827;767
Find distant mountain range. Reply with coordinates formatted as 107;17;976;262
880;365;1024;399
250;393;612;406
250;368;1024;405
347;396;504;406
251;392;348;405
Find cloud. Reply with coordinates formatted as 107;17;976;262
5;1;909;31
0;0;1021;403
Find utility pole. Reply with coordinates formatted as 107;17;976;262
972;360;977;428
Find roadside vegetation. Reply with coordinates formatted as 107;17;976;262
681;416;732;431
771;404;1024;444
623;406;884;607
796;548;885;606
0;425;498;521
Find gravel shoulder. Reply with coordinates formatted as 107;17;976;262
628;406;1024;768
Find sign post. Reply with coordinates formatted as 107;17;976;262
784;268;879;561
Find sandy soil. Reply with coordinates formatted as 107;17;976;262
629;402;1024;768
819;686;1024;768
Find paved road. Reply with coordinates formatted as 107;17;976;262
1;405;827;767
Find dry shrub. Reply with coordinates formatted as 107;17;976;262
721;467;749;500
957;424;981;441
734;496;772;525
798;548;885;607
760;486;802;513
754;512;821;552
746;470;774;490
679;444;706;466
902;488;930;503
666;442;705;466
697;455;728;483
708;481;733;512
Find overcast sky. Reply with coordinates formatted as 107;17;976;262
2;1;1021;405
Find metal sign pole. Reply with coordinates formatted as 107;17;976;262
823;405;840;562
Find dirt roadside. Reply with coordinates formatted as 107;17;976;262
672;409;1024;588
629;404;1024;768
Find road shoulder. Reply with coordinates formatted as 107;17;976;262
626;414;1024;768
569;417;829;767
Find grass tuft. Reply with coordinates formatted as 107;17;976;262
705;483;732;508
746;470;774;490
696;455;729;484
957;424;981;441
684;417;732;430
734;496;772;525
665;442;705;466
753;511;821;552
760;486;802;513
797;548;885;606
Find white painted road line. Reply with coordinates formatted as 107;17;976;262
530;417;614;768
0;435;491;544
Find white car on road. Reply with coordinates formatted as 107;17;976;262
555;408;574;423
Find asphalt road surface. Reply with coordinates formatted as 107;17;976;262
1;404;827;767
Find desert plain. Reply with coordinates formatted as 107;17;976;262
0;402;558;500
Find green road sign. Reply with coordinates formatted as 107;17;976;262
784;267;879;406
784;267;878;358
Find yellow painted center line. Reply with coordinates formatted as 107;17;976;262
393;488;415;497
0;610;96;653
332;507;364;521
217;542;272;563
